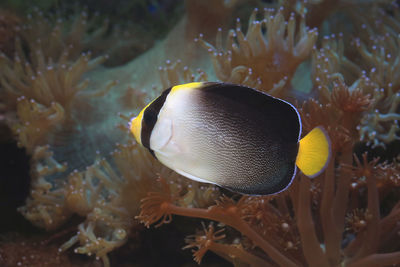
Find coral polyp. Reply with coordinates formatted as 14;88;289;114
198;7;318;97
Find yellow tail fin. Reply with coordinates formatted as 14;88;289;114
296;126;331;178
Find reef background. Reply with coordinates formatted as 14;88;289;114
1;0;400;266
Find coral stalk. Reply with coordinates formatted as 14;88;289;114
348;252;400;267
138;194;298;266
295;174;328;267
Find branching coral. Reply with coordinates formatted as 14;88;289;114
158;59;209;89
183;222;268;266
185;0;245;38
310;25;399;148
1;2;228;265
18;145;69;230
0;40;117;233
340;153;400;265
60;146;142;266
298;78;370;154
0;6;123;234
19;9;108;63
138;184;301;266
57;142;219;266
280;0;394;30
134;2;400;266
11;97;64;153
0;45;109;111
350;6;400;147
198;7;318;97
138;153;400;266
311;35;364;98
358;92;400;147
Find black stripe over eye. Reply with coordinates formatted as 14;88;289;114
143;111;157;125
141;87;172;156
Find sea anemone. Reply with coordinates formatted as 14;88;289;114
197;7;318;97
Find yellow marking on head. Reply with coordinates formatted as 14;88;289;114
130;99;156;145
171;82;204;93
296;126;331;177
130;113;143;145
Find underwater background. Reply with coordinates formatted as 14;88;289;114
1;0;400;266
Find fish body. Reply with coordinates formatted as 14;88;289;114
130;82;330;195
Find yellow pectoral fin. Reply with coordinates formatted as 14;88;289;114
296;126;331;178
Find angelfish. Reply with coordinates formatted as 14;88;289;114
130;82;330;195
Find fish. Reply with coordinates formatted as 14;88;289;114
130;82;331;195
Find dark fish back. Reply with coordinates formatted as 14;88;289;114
197;82;301;195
